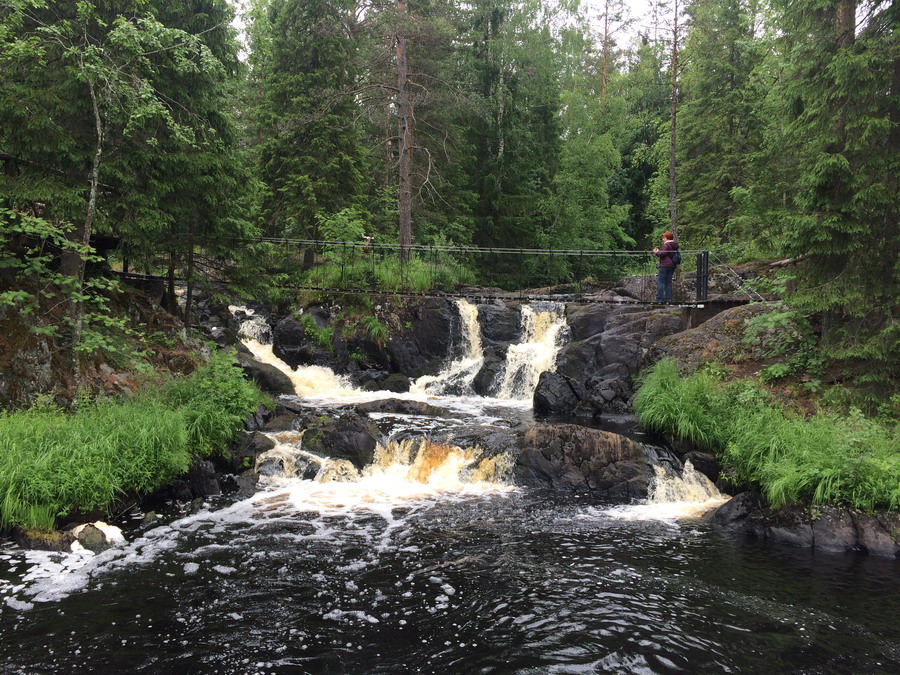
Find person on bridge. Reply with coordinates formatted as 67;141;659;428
653;231;679;303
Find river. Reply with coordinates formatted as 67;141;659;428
1;302;898;673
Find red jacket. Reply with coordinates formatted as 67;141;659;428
656;240;679;269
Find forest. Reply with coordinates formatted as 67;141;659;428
1;0;897;405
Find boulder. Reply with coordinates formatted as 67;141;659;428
853;511;900;557
302;412;378;471
379;373;411;393
386;299;456;376
514;424;651;500
471;350;507;397
272;315;332;369
235;344;295;396
244;404;275;432
356;398;447;417
533;372;586;417
712;492;766;529
476;301;522;343
232;431;277;472
263;414;301;432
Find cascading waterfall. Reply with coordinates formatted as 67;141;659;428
410;300;483;396
254;430;513;498
496;304;568;400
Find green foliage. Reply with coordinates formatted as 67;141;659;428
744;307;826;384
0;351;261;531
299;314;334;351
361;316;388;345
636;359;900;511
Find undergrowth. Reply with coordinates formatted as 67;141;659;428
635;359;900;511
0;351;263;532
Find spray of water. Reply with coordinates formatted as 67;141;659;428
496;305;568;399
411;300;483;396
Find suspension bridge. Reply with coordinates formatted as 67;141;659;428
115;238;763;307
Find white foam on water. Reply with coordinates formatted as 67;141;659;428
1;439;515;610
496;304;569;400
597;461;727;522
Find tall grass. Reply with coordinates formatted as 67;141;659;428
0;352;263;531
635;359;900;510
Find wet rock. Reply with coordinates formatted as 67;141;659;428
811;507;858;552
276;399;308;416
853;511;900;558
303;412;378;471
379;373;411;393
745;507;815;548
263;414;301;432
235;343;295;396
714;501;900;557
356;398;447;417
72;523;114;553
533;372;585;417
272;315;331;369
514;424;650;500
187;459;221;498
386;298;456;376
244;404;275;432
476;301;521;343
15;529;76;552
712;492;766;529
682;452;719;484
471;350;506;397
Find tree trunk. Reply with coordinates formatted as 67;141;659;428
835;0;855;48
184;229;194;332
668;0;679;239
396;0;413;259
166;253;178;317
64;76;104;390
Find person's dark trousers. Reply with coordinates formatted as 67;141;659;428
655;266;675;302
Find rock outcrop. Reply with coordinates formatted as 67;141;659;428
513;424;652;500
713;494;900;558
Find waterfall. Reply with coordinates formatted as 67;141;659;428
602;454;727;521
254;431;514;499
232;305;272;344
496;304;568;400
410;300;483;396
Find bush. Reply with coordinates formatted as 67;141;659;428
0;352;262;531
635;359;900;510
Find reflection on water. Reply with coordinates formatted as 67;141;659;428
1;303;898;673
1;488;898;674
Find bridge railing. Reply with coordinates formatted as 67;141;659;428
244;238;711;303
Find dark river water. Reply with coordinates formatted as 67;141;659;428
2;307;898;674
1;483;898;674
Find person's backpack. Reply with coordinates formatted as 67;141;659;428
671;250;682;265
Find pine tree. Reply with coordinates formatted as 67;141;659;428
677;0;767;245
756;0;899;401
251;0;367;248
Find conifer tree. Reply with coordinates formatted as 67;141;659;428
754;0;899;399
250;0;367;249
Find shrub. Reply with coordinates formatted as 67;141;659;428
0;352;262;531
635;359;900;510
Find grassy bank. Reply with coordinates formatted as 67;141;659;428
635;360;900;511
0;352;264;532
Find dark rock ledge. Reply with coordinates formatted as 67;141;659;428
713;493;900;558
